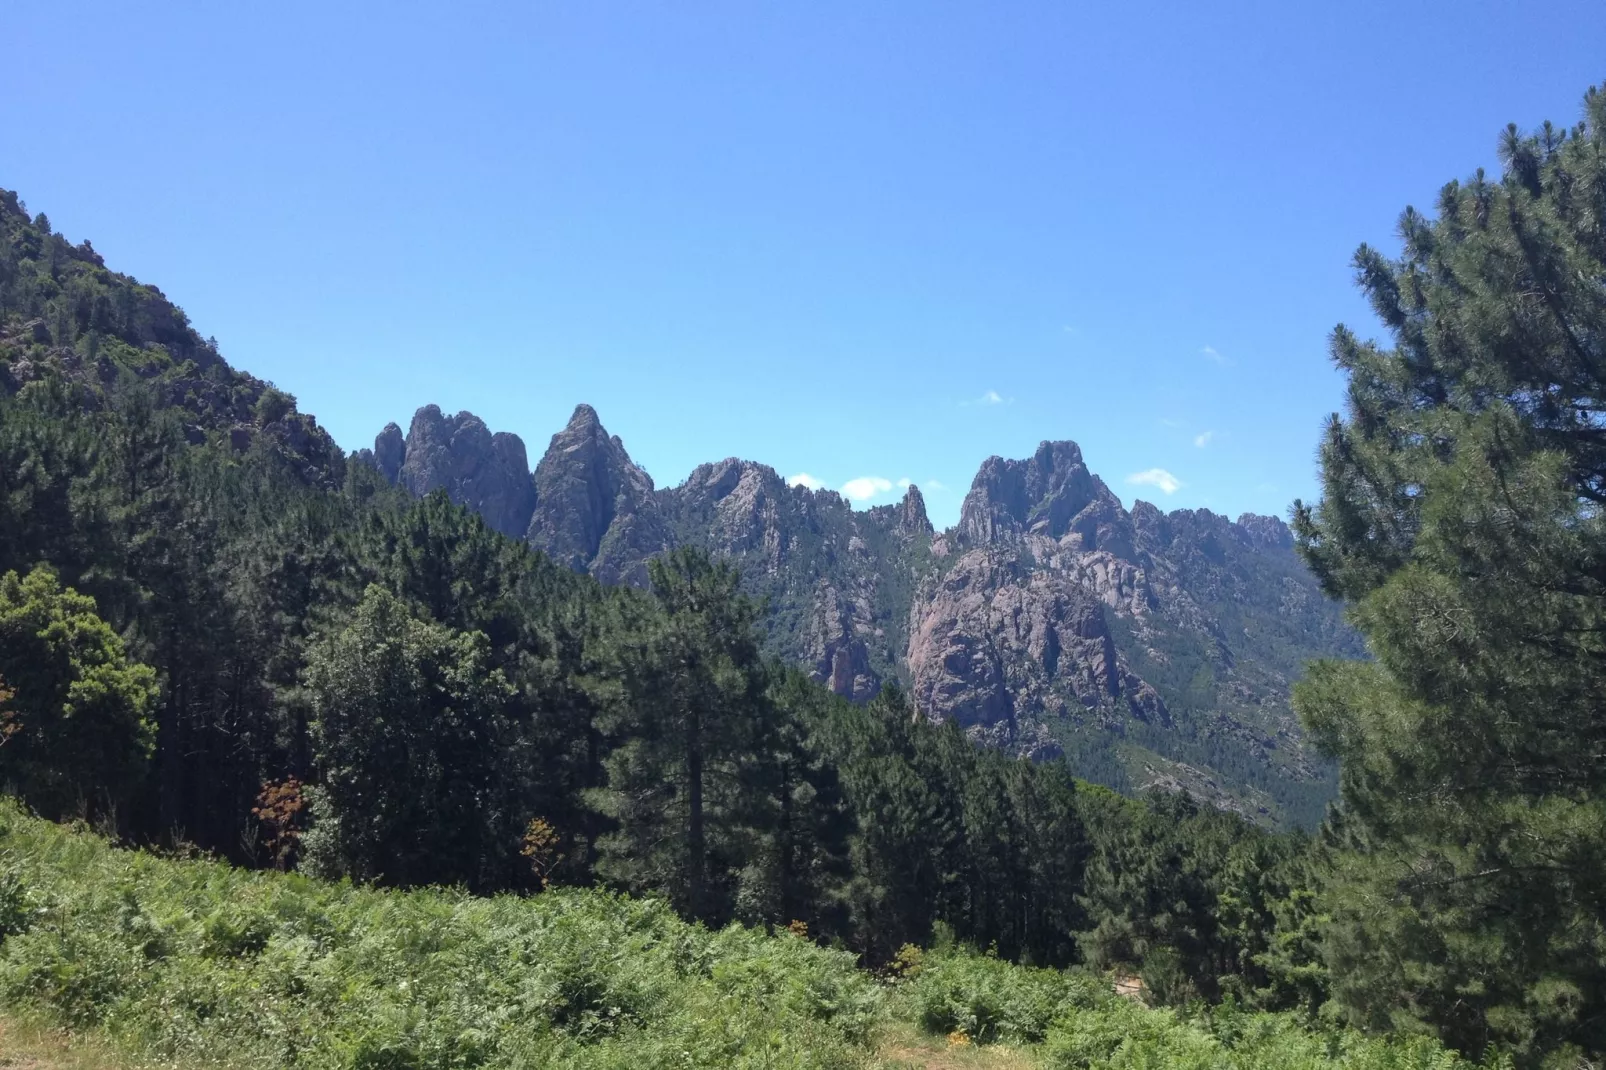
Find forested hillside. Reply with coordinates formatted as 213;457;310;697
3;75;1606;1069
361;395;1361;827
0;185;1308;978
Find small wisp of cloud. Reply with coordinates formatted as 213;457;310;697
1194;431;1214;448
1201;345;1230;366
962;389;1010;407
785;472;824;490
1127;468;1183;495
925;479;947;491
841;476;894;502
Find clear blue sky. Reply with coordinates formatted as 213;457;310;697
7;2;1605;528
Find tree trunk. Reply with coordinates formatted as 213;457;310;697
686;701;706;920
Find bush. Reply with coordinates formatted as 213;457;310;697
0;800;1495;1070
253;386;294;425
0;800;880;1069
901;948;1104;1044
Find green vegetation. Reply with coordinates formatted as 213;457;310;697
4;68;1606;1070
0;802;1484;1070
0;566;157;820
1292;82;1606;1063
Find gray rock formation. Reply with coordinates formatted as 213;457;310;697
527;404;669;585
906;548;1167;747
805;581;881;702
373;422;405;484
897;484;933;536
382;405;538;539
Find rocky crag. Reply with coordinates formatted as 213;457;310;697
361;405;1362;826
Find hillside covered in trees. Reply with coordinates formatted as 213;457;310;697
357;392;1362;828
3;76;1606;1070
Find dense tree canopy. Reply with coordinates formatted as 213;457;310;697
0;566;157;820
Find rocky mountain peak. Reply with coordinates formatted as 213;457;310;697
958;438;1125;549
898;483;933;536
377;405;537;539
1235;512;1294;551
373;422;406;484
565;402;603;433
528;404;668;585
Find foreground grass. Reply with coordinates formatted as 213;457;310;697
0;802;1491;1069
0;1014;151;1070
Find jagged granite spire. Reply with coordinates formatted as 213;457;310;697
958;440;1128;552
898;483;933;536
373;422;406;484
360;405;538;539
527;403;669;585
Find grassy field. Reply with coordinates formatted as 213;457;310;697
0;801;1489;1069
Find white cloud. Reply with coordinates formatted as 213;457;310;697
896;478;913;489
1194;431;1214;448
786;472;824;490
962;389;1009;407
1159;417;1184;428
926;479;947;491
841;476;894;502
1127;468;1184;495
1201;345;1229;365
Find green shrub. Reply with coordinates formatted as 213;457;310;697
901;948;1104;1044
253;385;294;425
1043;998;1495;1070
0;800;1498;1070
0;799;880;1069
0;864;32;938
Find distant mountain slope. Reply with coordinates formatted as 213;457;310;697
0;190;344;486
361;405;1362;826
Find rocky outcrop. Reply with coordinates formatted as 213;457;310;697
907;548;1168;747
805;582;880;702
673;459;792;569
376;405;539;539
373;422;406;484
528;404;669;585
958;441;1131;554
897;484;933;536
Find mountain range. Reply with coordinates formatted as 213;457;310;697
356;402;1364;826
0;186;1358;827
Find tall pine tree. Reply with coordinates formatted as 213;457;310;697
1293;82;1606;1064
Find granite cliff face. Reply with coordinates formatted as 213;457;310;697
527;405;669;585
361;404;1360;826
381;406;538;539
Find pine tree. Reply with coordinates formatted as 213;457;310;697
586;548;776;924
1293;82;1606;1063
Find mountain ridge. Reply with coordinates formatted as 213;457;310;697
359;403;1361;826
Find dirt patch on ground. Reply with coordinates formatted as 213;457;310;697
0;1018;130;1070
874;1023;1041;1069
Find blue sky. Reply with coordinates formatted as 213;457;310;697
7;2;1605;529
